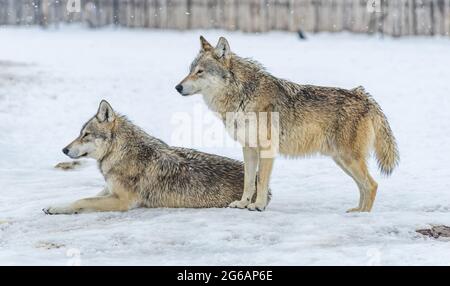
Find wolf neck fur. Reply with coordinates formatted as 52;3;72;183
202;54;280;115
97;116;160;177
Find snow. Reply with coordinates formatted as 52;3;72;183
0;27;450;265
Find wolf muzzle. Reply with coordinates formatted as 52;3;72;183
175;84;191;96
175;84;183;94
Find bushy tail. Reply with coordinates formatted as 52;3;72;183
352;86;399;175
372;107;399;176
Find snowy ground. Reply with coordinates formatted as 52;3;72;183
0;27;449;265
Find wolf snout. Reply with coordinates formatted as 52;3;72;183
62;147;69;155
175;84;183;94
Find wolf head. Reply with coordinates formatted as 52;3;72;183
175;36;232;96
62;100;116;160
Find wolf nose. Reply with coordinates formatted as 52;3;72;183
175;84;183;93
62;148;69;155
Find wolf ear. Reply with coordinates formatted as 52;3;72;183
200;35;213;51
97;100;115;123
214;37;231;59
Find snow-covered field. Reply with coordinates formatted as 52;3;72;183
0;27;449;265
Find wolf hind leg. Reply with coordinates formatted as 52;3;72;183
229;147;259;209
334;156;378;212
334;157;365;211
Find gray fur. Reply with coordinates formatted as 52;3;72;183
177;36;399;212
44;100;272;215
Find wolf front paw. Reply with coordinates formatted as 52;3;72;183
42;206;76;215
247;202;266;212
346;207;370;213
229;199;250;209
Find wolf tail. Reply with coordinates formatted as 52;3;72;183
354;86;399;176
371;102;399;176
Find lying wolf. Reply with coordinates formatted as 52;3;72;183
43;100;252;214
176;36;399;212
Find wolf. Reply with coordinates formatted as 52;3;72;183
175;36;399;212
43;100;254;214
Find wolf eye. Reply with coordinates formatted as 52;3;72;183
82;132;90;139
196;69;204;75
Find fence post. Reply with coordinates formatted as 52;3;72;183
0;0;448;36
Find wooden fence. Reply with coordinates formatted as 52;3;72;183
0;0;449;36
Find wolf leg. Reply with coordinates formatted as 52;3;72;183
334;157;377;212
229;147;259;208
363;171;378;211
248;157;274;211
43;194;130;215
348;160;377;212
334;157;365;212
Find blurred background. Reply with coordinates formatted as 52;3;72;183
1;0;450;266
0;0;449;37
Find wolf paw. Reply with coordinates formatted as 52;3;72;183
42;206;75;215
346;207;369;213
247;202;266;212
42;207;55;215
229;200;250;209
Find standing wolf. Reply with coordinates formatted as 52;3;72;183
43;100;251;214
176;36;399;212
